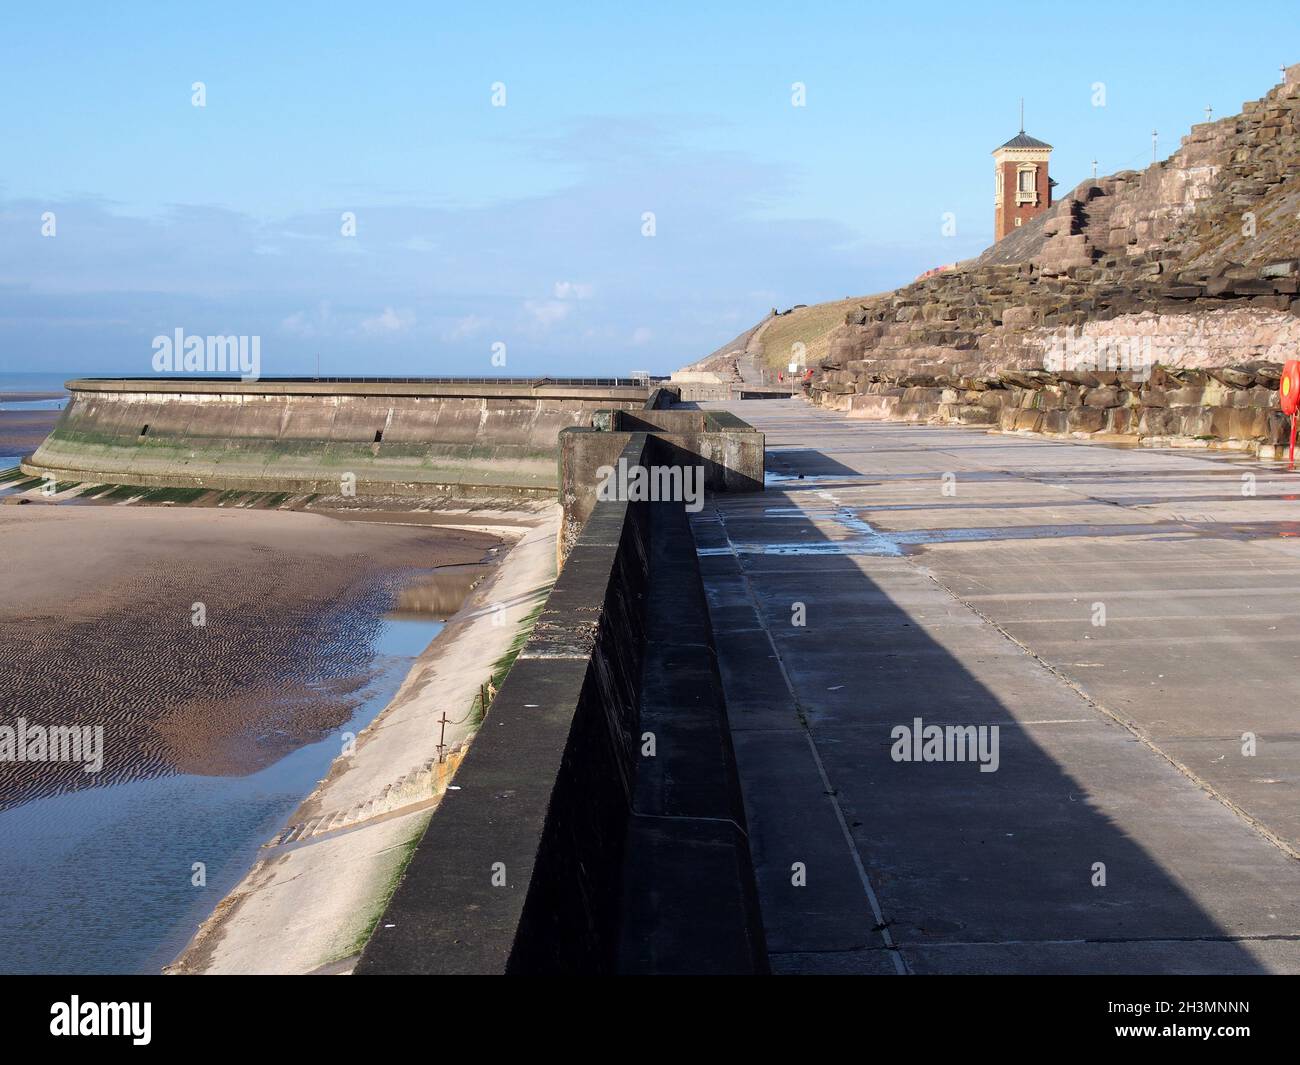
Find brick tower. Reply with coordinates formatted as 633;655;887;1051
993;126;1053;241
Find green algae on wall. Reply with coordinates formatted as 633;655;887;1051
26;379;655;498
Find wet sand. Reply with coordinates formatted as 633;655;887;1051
0;505;499;811
169;505;559;974
0;409;59;459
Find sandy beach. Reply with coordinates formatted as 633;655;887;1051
167;504;559;974
0;505;499;811
0;410;59;460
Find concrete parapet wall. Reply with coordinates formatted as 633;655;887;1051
557;408;765;546
644;386;680;410
675;382;734;402
25;378;659;496
357;433;767;974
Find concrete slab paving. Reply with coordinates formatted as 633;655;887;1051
694;398;1300;975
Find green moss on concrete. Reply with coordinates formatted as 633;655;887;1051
328;811;433;965
471;600;547;727
99;484;148;500
139;486;211;504
28;385;627;497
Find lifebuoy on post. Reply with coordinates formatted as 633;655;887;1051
1282;360;1300;468
1281;361;1300;416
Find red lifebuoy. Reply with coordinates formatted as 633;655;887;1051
1280;360;1300;417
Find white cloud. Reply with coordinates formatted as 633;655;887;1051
0;124;887;376
360;306;415;334
630;326;653;345
553;280;594;300
444;314;488;341
523;299;572;328
280;301;333;338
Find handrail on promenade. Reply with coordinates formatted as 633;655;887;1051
65;375;667;387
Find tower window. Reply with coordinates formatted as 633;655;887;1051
373;430;383;443
140;424;150;437
1016;164;1039;205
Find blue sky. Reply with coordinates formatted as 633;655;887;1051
0;2;1291;376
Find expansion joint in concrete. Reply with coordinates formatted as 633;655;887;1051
914;566;1300;865
711;505;909;975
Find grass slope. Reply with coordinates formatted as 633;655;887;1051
756;297;866;372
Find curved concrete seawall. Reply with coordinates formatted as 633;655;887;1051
24;377;659;498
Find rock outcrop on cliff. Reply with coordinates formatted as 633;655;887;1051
807;64;1300;455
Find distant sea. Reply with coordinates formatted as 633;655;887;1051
0;373;80;466
0;372;86;393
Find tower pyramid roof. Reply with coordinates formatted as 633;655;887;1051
996;131;1052;150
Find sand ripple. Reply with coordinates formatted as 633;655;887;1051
0;507;494;811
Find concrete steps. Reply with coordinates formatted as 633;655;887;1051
270;745;469;846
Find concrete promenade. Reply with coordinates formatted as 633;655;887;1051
694;398;1300;974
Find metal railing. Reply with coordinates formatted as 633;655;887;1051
69;375;668;387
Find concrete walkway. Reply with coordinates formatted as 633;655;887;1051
695;398;1300;974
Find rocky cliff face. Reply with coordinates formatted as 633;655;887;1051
809;64;1300;455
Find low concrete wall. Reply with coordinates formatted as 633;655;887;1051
644;386;680;411
676;382;734;402
557;408;765;548
673;382;799;402
24;378;659;497
357;433;767;974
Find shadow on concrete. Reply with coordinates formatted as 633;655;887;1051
359;434;768;975
693;448;1277;975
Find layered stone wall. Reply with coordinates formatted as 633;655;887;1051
807;65;1300;454
826;360;1290;454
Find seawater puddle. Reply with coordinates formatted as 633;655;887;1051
0;612;442;975
764;471;879;487
704;539;904;557
701;499;904;557
884;523;1184;546
708;508;1300;556
705;488;1300;556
